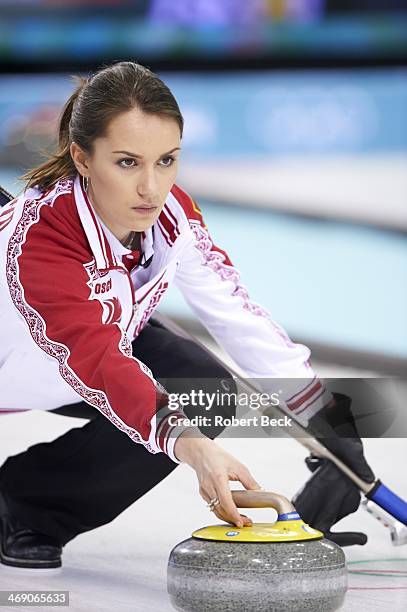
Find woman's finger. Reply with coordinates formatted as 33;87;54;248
235;466;262;491
239;513;253;526
213;474;244;527
199;485;211;503
200;481;236;524
204;490;219;508
204;476;253;527
211;507;252;527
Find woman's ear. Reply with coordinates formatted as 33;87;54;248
70;142;90;177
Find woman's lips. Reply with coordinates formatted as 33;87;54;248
131;206;158;215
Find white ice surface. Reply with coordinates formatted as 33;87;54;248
0;408;406;612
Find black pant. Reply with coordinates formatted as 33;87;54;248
0;320;235;546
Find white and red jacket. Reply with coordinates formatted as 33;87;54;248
0;175;330;462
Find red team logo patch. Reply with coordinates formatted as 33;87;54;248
102;297;122;325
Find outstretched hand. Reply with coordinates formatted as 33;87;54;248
174;432;261;527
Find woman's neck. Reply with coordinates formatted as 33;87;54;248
122;231;141;251
85;179;141;250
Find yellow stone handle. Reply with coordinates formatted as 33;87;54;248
231;490;295;515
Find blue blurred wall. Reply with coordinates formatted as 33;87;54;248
1;69;406;360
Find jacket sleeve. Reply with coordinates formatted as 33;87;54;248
173;185;332;424
13;208;188;462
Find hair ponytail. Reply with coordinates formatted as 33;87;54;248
59;76;88;151
20;62;184;193
20;76;88;191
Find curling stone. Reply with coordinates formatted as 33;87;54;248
167;490;347;612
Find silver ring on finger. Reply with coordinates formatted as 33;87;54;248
207;497;220;511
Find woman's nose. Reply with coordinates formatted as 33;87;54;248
137;168;157;200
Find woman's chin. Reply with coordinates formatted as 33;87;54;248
130;221;154;232
130;213;160;232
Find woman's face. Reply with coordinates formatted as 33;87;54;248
71;107;181;241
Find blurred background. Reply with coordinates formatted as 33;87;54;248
0;0;406;374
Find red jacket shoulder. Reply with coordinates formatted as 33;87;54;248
170;184;206;226
23;183;90;263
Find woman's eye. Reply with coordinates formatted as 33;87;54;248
118;158;136;168
159;156;175;167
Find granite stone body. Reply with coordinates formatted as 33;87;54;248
167;537;347;612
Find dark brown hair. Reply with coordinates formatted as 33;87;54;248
21;61;184;191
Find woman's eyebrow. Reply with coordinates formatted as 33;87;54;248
112;147;181;158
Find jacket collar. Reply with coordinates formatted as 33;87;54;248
74;174;115;270
73;174;154;270
100;220;155;268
